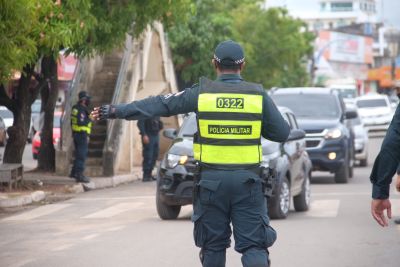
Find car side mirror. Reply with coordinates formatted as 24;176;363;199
163;128;177;139
287;129;305;141
345;110;357;120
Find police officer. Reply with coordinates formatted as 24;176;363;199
70;91;92;183
92;40;290;267
137;117;163;181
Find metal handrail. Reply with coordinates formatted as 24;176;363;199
105;35;133;153
60;58;84;150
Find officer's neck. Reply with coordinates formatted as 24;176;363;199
216;69;241;76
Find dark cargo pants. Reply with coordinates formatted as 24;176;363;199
142;134;159;176
71;132;88;175
192;169;276;267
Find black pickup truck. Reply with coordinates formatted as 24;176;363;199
270;87;357;183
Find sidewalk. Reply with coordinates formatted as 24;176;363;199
0;167;144;208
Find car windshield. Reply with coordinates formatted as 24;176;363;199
31;100;41;113
0;108;13;119
350;116;362;126
356;99;387;108
337;89;356;99
178;115;197;137
272;94;340;119
54;115;61;128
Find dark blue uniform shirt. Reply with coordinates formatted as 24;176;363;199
370;105;400;199
113;74;290;144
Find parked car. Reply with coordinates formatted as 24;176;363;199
0;106;13;129
32;112;62;159
355;94;393;133
156;110;312;220
345;103;369;167
270;87;357;183
0;116;7;146
28;99;42;143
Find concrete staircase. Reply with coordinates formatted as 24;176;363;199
85;52;123;177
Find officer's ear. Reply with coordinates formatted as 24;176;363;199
212;59;218;70
239;62;245;72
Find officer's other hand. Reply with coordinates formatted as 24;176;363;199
396;175;400;192
142;135;150;145
371;199;391;227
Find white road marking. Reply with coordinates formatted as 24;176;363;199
391;198;400;213
75;196;154;201
2;204;71;221
312;192;369;196
82;233;100;241
82;202;144;219
105;226;125;232
51;243;74;252
306;199;340;218
8;259;35;267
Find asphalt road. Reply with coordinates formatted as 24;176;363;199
0;136;400;267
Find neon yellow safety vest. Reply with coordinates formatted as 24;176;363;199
194;77;264;166
71;105;92;134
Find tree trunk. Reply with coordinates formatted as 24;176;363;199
2;65;39;164
37;56;59;171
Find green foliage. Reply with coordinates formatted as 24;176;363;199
168;0;241;82
233;6;314;88
0;0;192;79
168;1;314;89
0;0;38;82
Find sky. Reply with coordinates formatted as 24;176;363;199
265;0;400;28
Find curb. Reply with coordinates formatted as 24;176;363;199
0;191;46;208
0;174;138;208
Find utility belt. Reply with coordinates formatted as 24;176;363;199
192;162;276;198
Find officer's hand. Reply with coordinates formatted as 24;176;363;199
396;175;400;192
91;105;115;121
371;199;391;227
142;135;150;145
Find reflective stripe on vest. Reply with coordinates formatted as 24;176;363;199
194;77;263;165
71;107;92;134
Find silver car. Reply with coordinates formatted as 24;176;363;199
346;104;369;166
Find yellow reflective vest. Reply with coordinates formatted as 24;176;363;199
71;104;92;134
194;77;264;166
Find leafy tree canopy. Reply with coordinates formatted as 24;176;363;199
168;0;314;89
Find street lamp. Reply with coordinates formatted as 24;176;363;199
384;28;400;88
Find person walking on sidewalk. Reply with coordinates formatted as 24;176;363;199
70;91;92;183
137;117;163;182
91;40;290;267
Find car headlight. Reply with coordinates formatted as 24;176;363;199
325;128;342;139
166;154;188;168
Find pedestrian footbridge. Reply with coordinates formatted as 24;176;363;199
56;23;180;177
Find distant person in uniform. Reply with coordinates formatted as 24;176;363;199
137;117;163;182
70;91;92;183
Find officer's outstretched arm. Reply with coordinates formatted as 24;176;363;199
92;88;198;121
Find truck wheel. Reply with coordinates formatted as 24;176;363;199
334;159;349;183
156;190;181;220
349;164;353;178
268;176;290;219
359;157;368;167
293;172;311;212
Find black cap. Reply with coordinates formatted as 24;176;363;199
213;40;245;66
78;91;90;100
